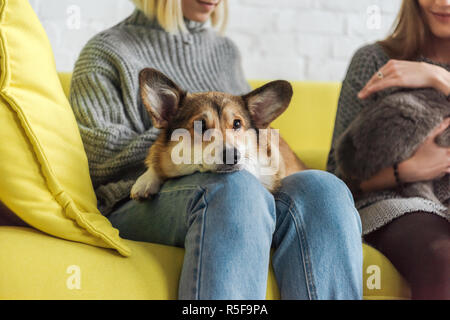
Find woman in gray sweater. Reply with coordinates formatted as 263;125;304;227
70;0;363;300
328;0;450;299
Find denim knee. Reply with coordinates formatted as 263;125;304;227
278;170;361;233
199;170;276;239
282;170;350;198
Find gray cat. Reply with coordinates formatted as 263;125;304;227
335;89;449;207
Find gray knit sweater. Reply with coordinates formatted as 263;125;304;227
70;9;251;215
327;43;449;235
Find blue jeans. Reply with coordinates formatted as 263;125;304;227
108;170;363;299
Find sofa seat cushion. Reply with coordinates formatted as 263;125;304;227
0;0;129;256
0;226;410;300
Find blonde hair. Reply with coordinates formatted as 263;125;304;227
378;0;431;60
131;0;228;34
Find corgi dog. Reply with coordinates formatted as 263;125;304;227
131;68;306;200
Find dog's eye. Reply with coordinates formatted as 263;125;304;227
233;119;242;130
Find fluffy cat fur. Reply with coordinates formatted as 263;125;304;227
335;88;449;207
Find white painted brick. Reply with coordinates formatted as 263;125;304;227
306;58;349;81
317;0;373;13
29;0;403;80
296;34;333;58
332;36;367;59
227;5;278;32
276;10;346;35
234;0;316;9
346;12;393;38
378;0;402;14
256;33;300;59
243;57;306;81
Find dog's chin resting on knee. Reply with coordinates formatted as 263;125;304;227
130;68;306;201
335;88;449;208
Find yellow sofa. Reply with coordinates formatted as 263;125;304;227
0;73;411;300
0;0;411;300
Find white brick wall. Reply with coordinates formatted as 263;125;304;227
29;0;402;82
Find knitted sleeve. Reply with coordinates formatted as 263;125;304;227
327;44;389;174
70;70;159;188
69;36;161;189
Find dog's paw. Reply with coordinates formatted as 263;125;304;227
130;168;162;201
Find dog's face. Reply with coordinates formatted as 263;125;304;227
139;68;292;179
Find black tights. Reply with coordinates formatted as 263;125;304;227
364;212;450;300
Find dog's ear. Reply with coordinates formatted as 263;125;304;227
242;80;293;129
139;68;185;129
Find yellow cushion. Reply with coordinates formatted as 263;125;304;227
0;226;410;299
0;0;129;256
362;244;411;300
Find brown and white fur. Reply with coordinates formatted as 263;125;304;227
131;68;306;200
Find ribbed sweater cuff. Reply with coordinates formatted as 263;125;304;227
95;180;135;215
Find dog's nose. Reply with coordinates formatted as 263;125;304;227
222;147;240;165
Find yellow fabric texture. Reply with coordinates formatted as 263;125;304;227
0;0;410;298
0;0;130;256
0;225;410;300
0;73;411;300
250;80;342;170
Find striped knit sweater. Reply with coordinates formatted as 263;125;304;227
70;9;251;215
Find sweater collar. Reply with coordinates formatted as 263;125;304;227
183;17;207;33
127;9;206;34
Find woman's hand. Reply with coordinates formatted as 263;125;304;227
398;118;450;183
358;60;450;99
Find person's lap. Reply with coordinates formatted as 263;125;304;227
108;169;363;299
108;170;275;247
109;169;360;246
109;170;276;299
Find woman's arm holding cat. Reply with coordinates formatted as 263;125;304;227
359;118;450;193
350;59;450;193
